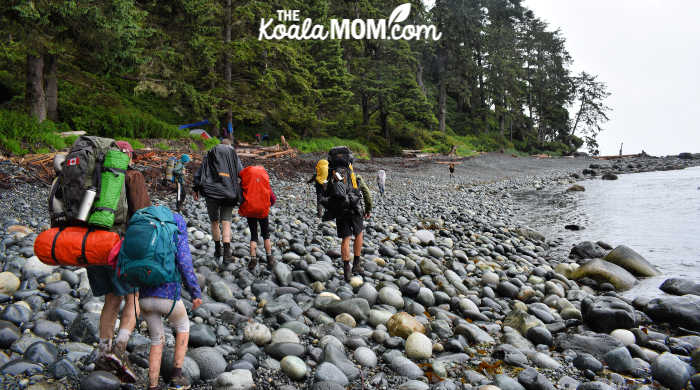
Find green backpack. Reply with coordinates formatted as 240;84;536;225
116;206;180;289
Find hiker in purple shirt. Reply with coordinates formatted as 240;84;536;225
139;212;202;390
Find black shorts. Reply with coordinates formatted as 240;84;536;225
206;198;233;222
247;217;270;241
336;213;363;238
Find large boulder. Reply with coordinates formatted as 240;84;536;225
570;241;607;259
568;259;637;290
581;296;636;333
603;245;660;277
660;278;700;296
645;295;700;330
555;331;623;358
651;352;692;390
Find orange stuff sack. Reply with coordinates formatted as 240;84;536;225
238;166;272;219
34;227;120;267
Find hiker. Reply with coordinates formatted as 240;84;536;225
377;169;386;196
238;166;277;272
321;147;372;282
307;159;329;217
116;206;202;390
449;163;455;179
91;140;150;382
193;138;243;264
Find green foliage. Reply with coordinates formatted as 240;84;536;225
154;142;170;151
289;137;370;159
0;109;68;154
189;142;199;152
202;137;220;151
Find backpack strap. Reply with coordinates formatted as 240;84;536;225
78;227;94;265
50;227;65;265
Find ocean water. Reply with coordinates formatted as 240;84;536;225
516;165;700;299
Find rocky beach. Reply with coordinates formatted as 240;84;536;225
1;152;700;390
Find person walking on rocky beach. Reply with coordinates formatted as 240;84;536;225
323;147;372;282
193;138;243;265
238;165;277;272
118;206;202;390
449;163;455;179
89;140;150;383
377;169;386;196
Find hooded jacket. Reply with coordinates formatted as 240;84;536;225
193;144;244;205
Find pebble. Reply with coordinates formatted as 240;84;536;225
405;332;432;360
281;355;307;380
214;369;255;390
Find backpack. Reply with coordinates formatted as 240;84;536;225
116;206;180;289
238;166;272;219
324;147;361;218
50;136;128;232
196;144;243;205
315;159;329;185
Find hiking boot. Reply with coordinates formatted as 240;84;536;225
343;261;352;282
223;243;232;263
267;254;276;268
248;256;257;272
214;241;222;258
93;350;126;379
352;258;363;274
112;342;137;383
168;373;191;389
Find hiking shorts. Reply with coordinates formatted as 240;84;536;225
205;198;234;222
87;266;137;297
247;217;270;241
336;213;363;238
139;297;189;346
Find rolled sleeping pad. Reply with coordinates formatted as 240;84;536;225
34;226;121;267
88;150;129;228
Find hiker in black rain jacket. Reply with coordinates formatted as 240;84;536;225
193;139;244;263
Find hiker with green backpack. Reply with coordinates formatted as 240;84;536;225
321;146;372;282
116;205;202;390
48;137;150;383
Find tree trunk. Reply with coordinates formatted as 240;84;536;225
570;95;585;137
416;62;426;97
361;93;370;126
45;54;58;121
437;46;447;132
224;0;232;141
475;42;486;125
379;95;389;144
26;53;46;122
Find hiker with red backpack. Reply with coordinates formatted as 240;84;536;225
36;138;150;383
321;146;372;282
238;165;277;272
192;138;244;265
116;205;202;390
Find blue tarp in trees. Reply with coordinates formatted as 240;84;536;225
179;119;210;130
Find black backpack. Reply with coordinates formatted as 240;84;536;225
323;147;361;218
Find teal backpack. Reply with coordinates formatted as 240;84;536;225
117;205;180;289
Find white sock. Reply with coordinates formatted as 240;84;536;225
98;338;112;355
115;329;131;346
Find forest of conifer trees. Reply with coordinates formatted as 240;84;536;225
0;0;610;156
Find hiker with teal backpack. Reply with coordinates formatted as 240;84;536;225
116;205;202;390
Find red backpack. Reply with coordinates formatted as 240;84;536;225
238;166;272;218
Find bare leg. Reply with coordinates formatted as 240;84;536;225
173;332;189;369
341;237;351;261
264;238;271;255
249;241;257;257
100;293;122;341
353;232;363;257
211;221;221;242
119;292;138;335
222;220;232;243
148;343;163;388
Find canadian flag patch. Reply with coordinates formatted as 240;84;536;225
67;157;80;166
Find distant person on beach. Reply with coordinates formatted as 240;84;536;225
377;169;386;196
449;163;455;179
193;138;243;265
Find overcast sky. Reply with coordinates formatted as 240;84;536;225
524;0;700;156
424;0;700;156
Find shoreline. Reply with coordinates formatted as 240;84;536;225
0;153;699;389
